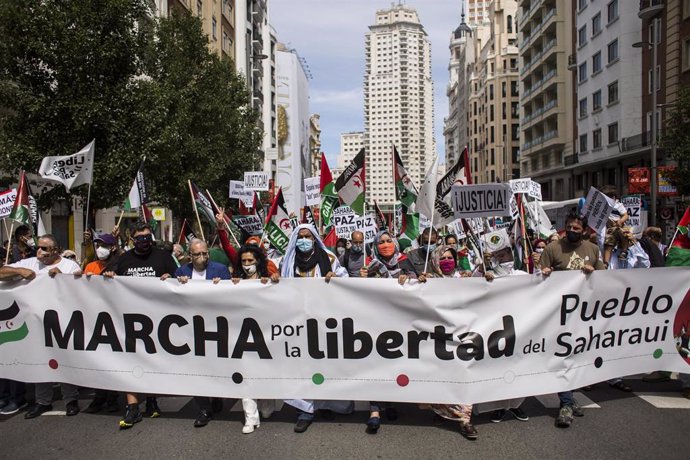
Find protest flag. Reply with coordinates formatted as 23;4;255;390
177;219;197;246
302;206;316;226
666;206;690;267
320;155;339;229
394;146;418;213
373;200;388;232
8;171;31;229
335;148;366;215
264;187;292;253
38;140;95;191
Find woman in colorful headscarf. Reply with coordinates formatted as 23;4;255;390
428;244;473;278
280;224;350;433
360;230;418;285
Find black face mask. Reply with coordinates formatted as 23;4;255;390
566;230;582;243
134;234;154;254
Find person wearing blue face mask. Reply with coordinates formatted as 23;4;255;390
340;231;366;277
279;224;350;432
406;227;438;276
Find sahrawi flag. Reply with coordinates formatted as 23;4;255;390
8;171;31;227
415;154;439;222
335;148;365;215
38;140;95;191
667;206;690;267
433;146;472;226
264;187;292;253
394;146;418;213
320;155;339;229
189;181;216;223
124;159;148;210
177;219;197;245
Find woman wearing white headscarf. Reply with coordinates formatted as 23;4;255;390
280;224;350;433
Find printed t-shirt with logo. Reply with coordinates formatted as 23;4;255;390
540;239;606;272
112;247;178;278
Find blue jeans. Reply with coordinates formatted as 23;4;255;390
297;409;314;421
558;391;573;407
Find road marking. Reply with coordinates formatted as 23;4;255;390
535;392;600;409
635;392;690;409
41;411;66;416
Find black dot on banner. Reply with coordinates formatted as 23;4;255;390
325;318;337;329
594;357;603;368
232;372;243;384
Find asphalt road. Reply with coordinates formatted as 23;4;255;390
2;376;689;459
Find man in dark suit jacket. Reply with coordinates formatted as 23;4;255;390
175;239;231;283
173;239;232;427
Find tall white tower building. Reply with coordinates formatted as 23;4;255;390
364;4;436;209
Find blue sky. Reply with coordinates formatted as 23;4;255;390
270;0;463;166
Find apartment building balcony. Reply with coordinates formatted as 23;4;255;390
563;153;579;166
567;54;577;70
620;131;652;152
638;0;664;20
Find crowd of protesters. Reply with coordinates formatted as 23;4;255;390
0;188;688;440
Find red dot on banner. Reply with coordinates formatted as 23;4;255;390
396;374;409;387
48;359;58;370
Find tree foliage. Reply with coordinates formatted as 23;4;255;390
0;0;261;219
660;87;690;196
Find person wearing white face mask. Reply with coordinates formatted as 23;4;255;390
83;233;121;276
280;224;350;433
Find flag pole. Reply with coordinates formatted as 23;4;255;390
116;209;126;229
206;191;242;248
391;143;397;236
423;199;436;275
188;180;206;241
4;221;14;265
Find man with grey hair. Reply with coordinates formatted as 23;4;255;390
0;234;82;418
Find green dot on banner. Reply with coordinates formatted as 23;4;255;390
653;349;663;359
312;373;325;385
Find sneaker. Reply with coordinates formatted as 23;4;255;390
145;397;161;418
643;371;671;383
294;419;312;433
509;407;529;421
65;400;80;416
194;410;212;428
83;398;106;414
242;421;260;434
119;404;143;429
490;409;506;423
571;401;584;417
0;400;27;415
555;405;574;428
459;421;478;440
25;403;52;419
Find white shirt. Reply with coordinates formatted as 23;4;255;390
9;256;81;275
191;269;207;280
608;200;627;222
608;242;651;270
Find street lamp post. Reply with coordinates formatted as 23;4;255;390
633;16;660;226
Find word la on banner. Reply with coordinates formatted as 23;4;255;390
451;183;512;219
1;269;690;405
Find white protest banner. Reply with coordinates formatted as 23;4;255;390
622;195;646;237
419;214;432;231
581;187;614;232
449;219;466;239
451;183;512;219
332;206;357;239
38;140;95;191
482;228;511;253
229;181;255;207
509;178;532;195
529;181;542;200
509;194;519;220
232;215;263;236
244;172;269;192
304;177;321;207
1;270;689;405
356;214;377;243
0;188;17;219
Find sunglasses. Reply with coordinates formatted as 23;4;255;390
64;255;76;260
38;246;54;252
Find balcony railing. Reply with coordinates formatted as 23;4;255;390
620;131;652;152
639;0;664;20
564;154;579;166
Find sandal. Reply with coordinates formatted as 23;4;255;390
610;381;632;392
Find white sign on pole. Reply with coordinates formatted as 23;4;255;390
509;178;532;194
451;183;512;219
229;181;254;207
232;215;264;235
449;219;466;239
333;206;357;240
356;215;377;243
304;177;320;207
528;181;542;200
244;172;269;192
0;188;17;219
622;195;646;237
581;187;614;232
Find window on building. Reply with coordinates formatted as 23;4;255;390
490;104;494;122
579;98;588;118
491;149;495;165
578;62;587;83
607;0;618;24
578;26;587;47
684;37;690;71
593;128;602;149
607;39;618;63
608;81;618;104
578;0;587;11
649;21;663;45
507;15;513;33
579;133;588;153
489;84;494;100
593;89;602;111
511;81;519;97
511;102;519;117
648;66;661;93
491;127;495;143
502;82;507;97
592;12;602;35
592;51;602;73
512;124;519;140
212;16;217;40
608;122;618;144
223;32;229;51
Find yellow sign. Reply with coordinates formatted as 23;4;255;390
151;207;166;221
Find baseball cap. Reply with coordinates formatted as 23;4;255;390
94;233;117;246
